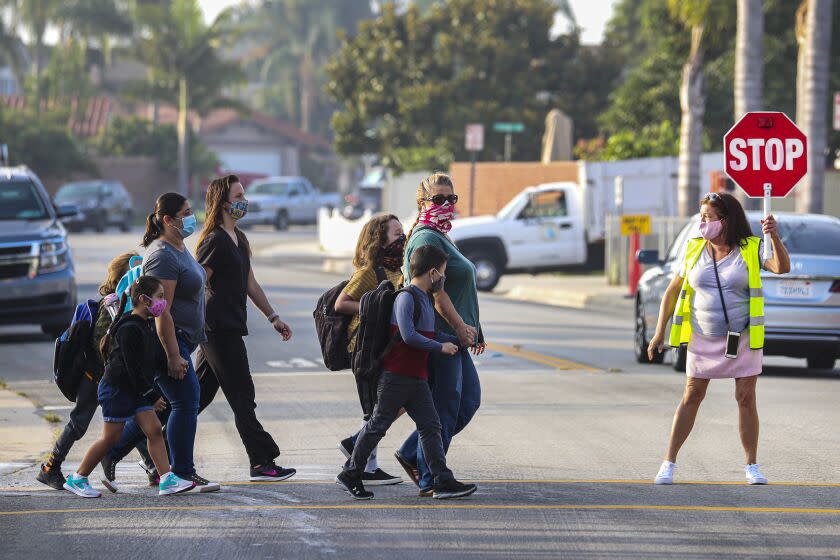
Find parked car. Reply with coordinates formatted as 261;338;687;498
239;176;342;230
55;180;133;232
0;166;78;338
342;167;385;219
635;212;840;371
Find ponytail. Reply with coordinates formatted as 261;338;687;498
143;192;188;248
142;213;163;248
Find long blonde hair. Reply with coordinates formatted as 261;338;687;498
353;213;400;270
406;172;455;240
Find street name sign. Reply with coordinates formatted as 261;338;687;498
493;122;525;134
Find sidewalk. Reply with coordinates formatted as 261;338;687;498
496;273;635;315
0;389;53;474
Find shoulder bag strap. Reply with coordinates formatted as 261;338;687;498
374;266;387;283
710;247;731;331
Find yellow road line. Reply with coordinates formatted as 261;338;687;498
486;343;597;371
3;503;840;517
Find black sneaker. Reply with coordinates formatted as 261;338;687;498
100;456;119;493
36;462;66;490
138;460;160;486
433;479;477;500
338;437;354;459
362;468;403;486
335;471;373;500
250;463;296;482
185;473;221;493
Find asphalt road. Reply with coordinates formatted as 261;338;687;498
1;228;839;559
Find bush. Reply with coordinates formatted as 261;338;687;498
0;109;97;178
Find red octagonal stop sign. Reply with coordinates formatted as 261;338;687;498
724;111;807;198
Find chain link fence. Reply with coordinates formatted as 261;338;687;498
605;215;692;286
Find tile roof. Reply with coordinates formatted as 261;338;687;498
2;95;112;137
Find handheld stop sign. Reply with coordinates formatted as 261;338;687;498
724;111;807;261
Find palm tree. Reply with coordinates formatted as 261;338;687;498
668;0;707;218
237;0;371;133
133;0;243;194
57;0;132;74
734;0;763;209
795;0;833;214
0;11;26;91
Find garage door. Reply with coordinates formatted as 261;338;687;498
218;151;282;176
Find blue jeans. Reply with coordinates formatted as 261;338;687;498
398;348;481;490
110;337;199;477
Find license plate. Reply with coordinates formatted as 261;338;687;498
777;280;813;299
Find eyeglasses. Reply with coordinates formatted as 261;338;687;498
705;192;721;201
424;194;459;206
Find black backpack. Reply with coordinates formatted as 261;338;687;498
52;299;99;402
351;279;421;382
313;267;387;371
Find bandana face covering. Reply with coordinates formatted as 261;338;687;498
418;202;456;234
381;234;406;271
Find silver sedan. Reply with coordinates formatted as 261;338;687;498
635;212;840;372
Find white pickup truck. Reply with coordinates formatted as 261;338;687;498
449;183;591;291
241;176;341;230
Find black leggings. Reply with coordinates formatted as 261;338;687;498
196;334;280;466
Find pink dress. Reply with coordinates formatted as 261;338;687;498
684;243;763;379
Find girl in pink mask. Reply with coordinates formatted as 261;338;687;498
647;192;791;487
65;276;195;498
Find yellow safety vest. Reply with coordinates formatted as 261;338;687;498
669;236;764;349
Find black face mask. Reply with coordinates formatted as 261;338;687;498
431;270;446;293
381;234;406;271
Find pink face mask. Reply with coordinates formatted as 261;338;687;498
142;296;168;318
418;203;456;234
699;219;723;241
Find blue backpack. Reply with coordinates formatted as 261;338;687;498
115;255;143;311
52;299;100;402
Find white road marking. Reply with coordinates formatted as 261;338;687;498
42;405;74;411
266;357;321;369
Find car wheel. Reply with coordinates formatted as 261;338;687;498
94;212;106;233
120;211;132;232
807;355;836;370
672;344;687;372
41;324;67;339
635;297;664;364
274;210;289;231
464;250;501;292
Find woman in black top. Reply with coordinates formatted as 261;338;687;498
195;174;296;482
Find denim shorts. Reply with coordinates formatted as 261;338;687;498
98;379;153;423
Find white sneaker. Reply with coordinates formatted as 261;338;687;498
159;472;196;496
745;464;768;485
654;461;676;485
63;474;102;498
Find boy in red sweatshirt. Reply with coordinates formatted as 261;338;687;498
336;245;478;500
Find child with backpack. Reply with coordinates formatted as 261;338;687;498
331;214;406;486
63;276;194;498
37;252;157;490
335;245;478;500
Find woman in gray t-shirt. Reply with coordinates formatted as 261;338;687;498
118;192;217;492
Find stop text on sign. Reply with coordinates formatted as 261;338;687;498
727;137;805;172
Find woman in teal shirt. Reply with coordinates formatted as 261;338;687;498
394;173;485;495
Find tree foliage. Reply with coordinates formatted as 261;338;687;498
327;0;605;172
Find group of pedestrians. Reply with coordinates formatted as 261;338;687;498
37;171;789;499
39;175;297;498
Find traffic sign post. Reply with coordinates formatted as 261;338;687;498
465;124;484;216
724;111;807;262
493;122;525;162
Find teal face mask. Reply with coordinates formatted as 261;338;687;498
175;215;197;238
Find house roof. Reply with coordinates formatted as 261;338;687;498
198;109;332;151
2;95;112;137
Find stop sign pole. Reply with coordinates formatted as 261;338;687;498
724;111;808;262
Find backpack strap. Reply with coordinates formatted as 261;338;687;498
374;266;387;283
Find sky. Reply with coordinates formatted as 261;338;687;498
199;0;618;45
